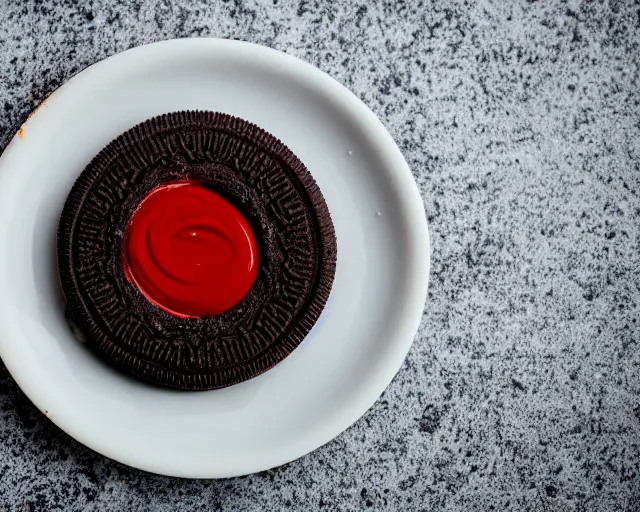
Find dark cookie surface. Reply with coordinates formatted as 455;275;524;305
58;111;337;390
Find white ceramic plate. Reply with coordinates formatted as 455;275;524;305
0;39;429;478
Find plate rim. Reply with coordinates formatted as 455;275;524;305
0;38;430;478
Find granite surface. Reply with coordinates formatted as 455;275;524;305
1;1;640;510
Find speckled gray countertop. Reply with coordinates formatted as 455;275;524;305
1;1;639;511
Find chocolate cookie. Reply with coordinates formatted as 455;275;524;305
57;111;337;390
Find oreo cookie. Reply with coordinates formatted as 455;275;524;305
58;111;337;390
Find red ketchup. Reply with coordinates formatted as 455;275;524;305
123;181;259;318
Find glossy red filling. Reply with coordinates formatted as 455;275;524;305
123;181;259;318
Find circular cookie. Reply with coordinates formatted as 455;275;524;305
57;111;337;390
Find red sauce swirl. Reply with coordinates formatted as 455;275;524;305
123;181;259;318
